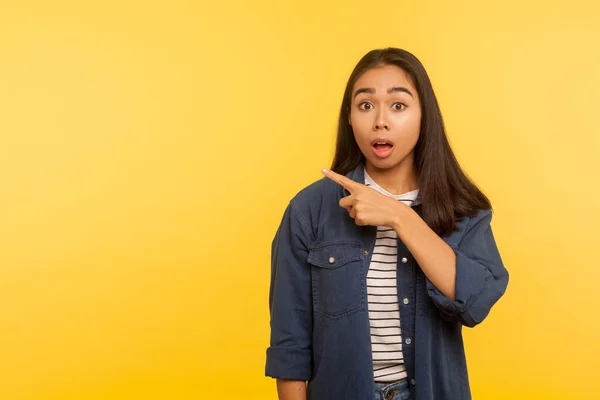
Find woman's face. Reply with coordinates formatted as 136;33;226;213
349;64;422;172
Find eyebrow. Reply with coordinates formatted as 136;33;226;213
353;86;414;98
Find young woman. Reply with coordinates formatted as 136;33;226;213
265;47;509;400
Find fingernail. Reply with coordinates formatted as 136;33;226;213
322;168;330;174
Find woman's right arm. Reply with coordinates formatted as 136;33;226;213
265;202;313;398
276;379;307;400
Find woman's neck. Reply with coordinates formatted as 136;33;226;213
365;158;419;196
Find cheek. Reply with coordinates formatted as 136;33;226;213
350;116;373;144
393;111;421;143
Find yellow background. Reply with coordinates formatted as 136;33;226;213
1;0;599;399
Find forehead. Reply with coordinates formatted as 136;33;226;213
353;64;415;92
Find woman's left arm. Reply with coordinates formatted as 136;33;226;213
393;206;509;327
392;205;458;300
321;169;509;328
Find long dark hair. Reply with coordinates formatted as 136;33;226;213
331;47;491;236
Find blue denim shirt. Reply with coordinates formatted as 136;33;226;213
265;164;509;400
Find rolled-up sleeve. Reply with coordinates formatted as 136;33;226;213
427;209;509;327
265;201;313;380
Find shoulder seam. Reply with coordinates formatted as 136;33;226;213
289;200;313;241
457;209;491;250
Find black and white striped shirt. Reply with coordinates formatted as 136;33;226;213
364;169;419;383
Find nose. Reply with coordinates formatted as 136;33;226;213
374;110;390;131
374;122;389;130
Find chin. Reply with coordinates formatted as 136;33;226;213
365;157;401;171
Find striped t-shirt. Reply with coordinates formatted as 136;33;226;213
364;170;419;383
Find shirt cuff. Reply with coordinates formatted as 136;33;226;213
265;346;312;381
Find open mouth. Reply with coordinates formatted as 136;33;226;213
371;139;394;158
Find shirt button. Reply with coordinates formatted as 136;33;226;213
328;257;335;264
401;257;408;264
403;298;409;305
410;378;416;386
405;338;412;345
363;250;369;256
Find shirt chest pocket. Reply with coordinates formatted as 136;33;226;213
307;241;366;319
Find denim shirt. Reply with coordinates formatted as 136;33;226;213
265;164;509;400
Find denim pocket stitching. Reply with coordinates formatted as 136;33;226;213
309;242;365;319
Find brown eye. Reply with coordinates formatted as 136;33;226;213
359;102;373;110
392;102;406;111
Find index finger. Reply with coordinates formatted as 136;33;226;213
322;168;361;193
